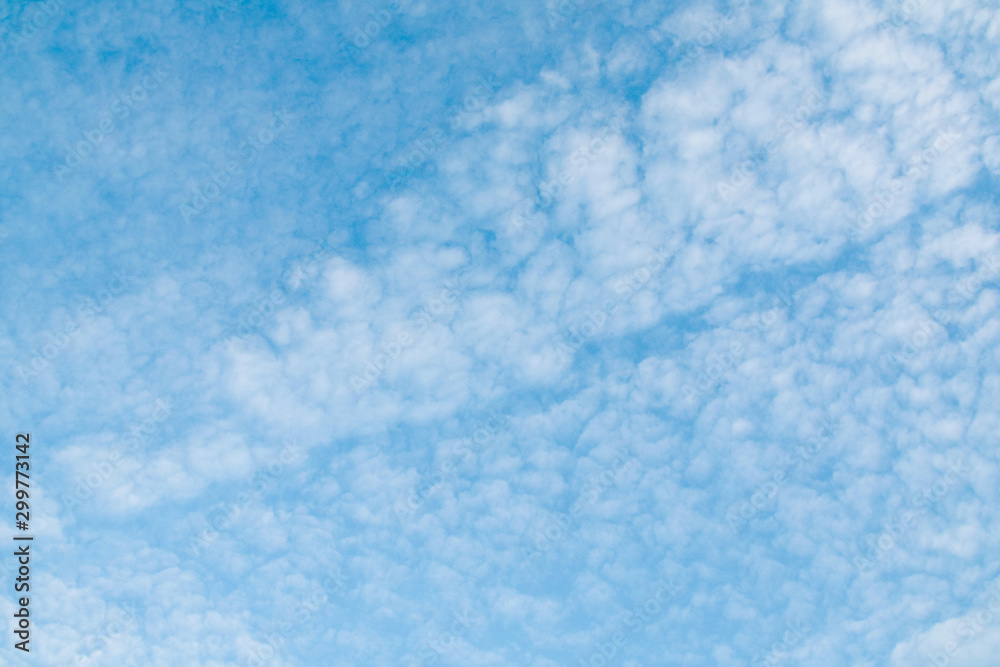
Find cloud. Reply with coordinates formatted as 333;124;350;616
3;0;999;664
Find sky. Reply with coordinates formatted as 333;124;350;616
1;0;1000;665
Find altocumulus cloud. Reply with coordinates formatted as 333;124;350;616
0;0;998;665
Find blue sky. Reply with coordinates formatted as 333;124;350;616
2;0;1000;665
